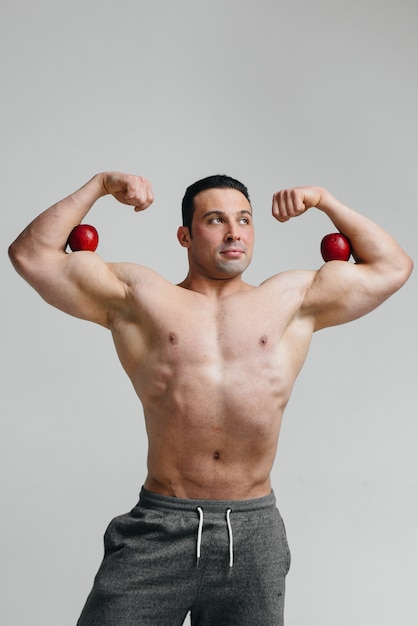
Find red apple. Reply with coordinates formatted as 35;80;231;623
320;233;351;262
67;224;99;252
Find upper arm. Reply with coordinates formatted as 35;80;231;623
302;260;403;331
17;248;132;327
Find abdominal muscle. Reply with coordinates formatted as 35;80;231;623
142;367;285;500
128;327;300;501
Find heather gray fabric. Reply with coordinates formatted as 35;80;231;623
77;488;291;625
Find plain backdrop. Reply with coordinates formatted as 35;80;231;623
1;1;417;624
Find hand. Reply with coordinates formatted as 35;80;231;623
272;186;324;222
102;172;154;212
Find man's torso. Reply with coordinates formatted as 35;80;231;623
109;266;315;499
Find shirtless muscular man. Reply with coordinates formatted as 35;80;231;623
9;172;413;625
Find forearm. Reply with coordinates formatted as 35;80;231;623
274;185;413;328
10;174;106;262
317;188;412;275
9;171;153;284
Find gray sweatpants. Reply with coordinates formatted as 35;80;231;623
77;488;291;625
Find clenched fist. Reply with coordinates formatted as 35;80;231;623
272;186;324;222
102;172;154;212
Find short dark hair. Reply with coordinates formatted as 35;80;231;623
181;175;251;234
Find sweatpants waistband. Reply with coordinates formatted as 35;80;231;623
138;487;277;569
139;486;276;516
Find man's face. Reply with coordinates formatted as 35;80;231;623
181;187;255;279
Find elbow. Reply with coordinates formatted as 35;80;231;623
391;252;414;292
406;254;414;276
400;252;414;282
8;239;38;282
8;240;26;276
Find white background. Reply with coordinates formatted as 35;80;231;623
1;1;417;624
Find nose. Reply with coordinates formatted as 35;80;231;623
225;227;241;241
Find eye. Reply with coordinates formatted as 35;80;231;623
239;217;251;224
209;217;223;224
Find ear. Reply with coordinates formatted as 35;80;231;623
177;226;192;248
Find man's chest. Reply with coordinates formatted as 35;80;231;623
142;294;295;366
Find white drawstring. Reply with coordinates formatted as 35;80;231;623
196;507;233;567
196;507;203;563
226;508;234;568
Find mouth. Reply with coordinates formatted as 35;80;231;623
219;246;246;259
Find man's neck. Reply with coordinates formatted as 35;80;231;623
178;272;253;299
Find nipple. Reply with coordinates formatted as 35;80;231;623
168;332;178;345
259;334;268;346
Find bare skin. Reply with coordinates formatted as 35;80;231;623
9;173;413;500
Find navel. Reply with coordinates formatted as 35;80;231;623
168;332;178;345
259;334;268;346
213;451;220;460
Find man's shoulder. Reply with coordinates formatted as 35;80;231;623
110;261;173;289
259;269;317;292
